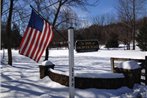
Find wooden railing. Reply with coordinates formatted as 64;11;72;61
110;56;147;85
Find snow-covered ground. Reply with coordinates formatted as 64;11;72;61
0;48;147;98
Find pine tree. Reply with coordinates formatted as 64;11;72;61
106;33;119;48
136;21;147;51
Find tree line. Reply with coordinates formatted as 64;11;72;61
51;17;147;49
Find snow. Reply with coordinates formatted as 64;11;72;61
75;72;124;78
117;60;141;70
49;69;124;78
42;60;54;66
50;69;125;78
0;48;147;98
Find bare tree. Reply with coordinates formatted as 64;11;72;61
43;0;99;60
1;0;3;16
117;0;146;50
5;0;14;65
55;8;79;30
92;13;117;44
0;0;3;50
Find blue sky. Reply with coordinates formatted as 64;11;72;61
87;0;118;17
75;0;118;19
75;0;147;22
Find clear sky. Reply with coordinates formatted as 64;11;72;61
75;0;118;19
87;0;118;17
75;0;147;23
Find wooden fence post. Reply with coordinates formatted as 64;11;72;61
111;58;115;72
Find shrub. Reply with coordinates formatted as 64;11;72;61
106;33;119;48
136;21;147;51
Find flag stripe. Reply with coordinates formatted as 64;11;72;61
36;26;53;62
33;20;46;60
19;27;29;52
34;21;48;60
19;9;54;62
32;21;46;60
36;22;50;61
22;28;33;55
27;29;38;57
36;21;50;61
20;28;32;54
31;31;42;60
19;27;30;54
28;30;39;58
24;29;36;56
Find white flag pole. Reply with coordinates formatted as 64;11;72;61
68;27;75;98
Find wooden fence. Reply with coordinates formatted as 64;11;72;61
110;56;147;85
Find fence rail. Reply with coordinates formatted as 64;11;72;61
110;56;147;85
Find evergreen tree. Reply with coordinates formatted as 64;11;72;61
136;21;147;51
11;24;22;49
1;23;22;49
106;33;119;48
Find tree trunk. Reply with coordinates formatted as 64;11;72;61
1;0;3;16
44;1;62;61
6;0;13;65
132;0;136;50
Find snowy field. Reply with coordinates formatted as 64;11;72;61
0;47;147;98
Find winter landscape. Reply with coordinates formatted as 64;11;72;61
1;0;147;98
1;46;147;98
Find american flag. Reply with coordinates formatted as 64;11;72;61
19;9;53;62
